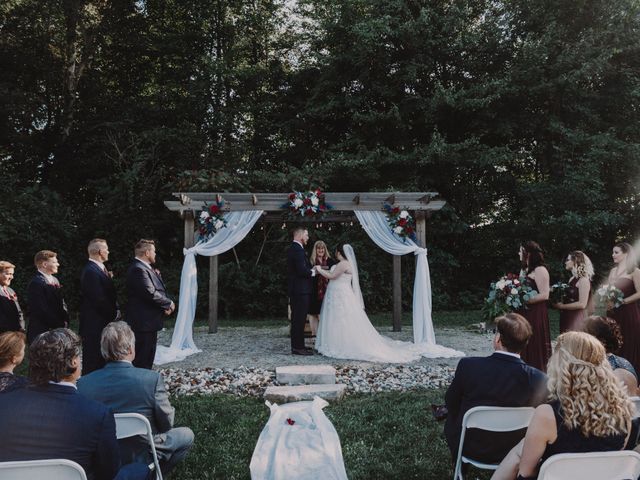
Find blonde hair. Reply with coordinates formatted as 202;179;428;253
569;251;594;280
87;238;107;256
33;250;56;267
547;332;633;437
0;261;15;273
310;241;331;265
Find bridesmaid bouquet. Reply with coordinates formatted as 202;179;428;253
482;273;538;322
549;282;570;305
596;284;625;310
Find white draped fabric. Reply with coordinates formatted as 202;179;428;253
354;210;441;346
154;210;264;365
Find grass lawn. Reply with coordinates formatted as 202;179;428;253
171;390;494;480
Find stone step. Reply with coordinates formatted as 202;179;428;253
264;384;347;403
276;364;336;385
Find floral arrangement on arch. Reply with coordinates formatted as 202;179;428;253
482;273;538;322
198;196;227;241
284;189;331;217
383;203;417;242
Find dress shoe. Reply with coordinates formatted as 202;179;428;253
291;348;313;356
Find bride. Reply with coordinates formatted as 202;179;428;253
315;243;456;363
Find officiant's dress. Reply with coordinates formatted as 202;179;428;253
316;266;461;363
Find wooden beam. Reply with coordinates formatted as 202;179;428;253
352;194;360;204
183;210;195;248
415;211;426;248
393;255;401;332
209;255;218;333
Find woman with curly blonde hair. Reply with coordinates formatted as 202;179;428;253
553;251;594;333
491;331;633;480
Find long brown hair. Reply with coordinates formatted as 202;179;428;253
521;240;545;273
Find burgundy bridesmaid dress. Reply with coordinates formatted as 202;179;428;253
519;275;552;372
559;277;588;333
608;277;640;374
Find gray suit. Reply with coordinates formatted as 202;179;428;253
78;361;194;476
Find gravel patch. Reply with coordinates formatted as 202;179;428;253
157;324;492;397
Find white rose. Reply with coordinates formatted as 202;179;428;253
200;211;210;219
214;220;224;230
399;210;409;219
496;280;506;290
311;196;319;206
511;288;518;295
394;226;403;234
294;198;303;208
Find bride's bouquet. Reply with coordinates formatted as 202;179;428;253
482;273;538;322
596;284;625;310
549;282;570;305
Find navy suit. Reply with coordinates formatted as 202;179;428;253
26;272;68;343
80;261;119;374
0;384;124;480
0;286;23;333
444;352;548;463
287;242;314;350
126;260;173;369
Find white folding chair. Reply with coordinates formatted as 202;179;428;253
0;458;87;479
453;406;535;480
537;450;640;480
114;412;163;480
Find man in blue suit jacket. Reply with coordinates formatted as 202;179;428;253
286;227;315;355
126;239;174;369
0;329;149;480
80;238;120;374
79;321;194;477
26;250;69;343
444;313;548;464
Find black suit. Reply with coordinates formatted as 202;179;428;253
0;286;23;333
26;272;69;343
444;352;548;463
125;259;173;369
287;242;313;350
80;261;119;374
0;384;126;480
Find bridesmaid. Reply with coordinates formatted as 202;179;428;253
518;241;551;372
307;241;335;337
606;242;640;374
553;251;593;333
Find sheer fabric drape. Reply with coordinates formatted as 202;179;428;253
154;210;264;365
354;210;435;344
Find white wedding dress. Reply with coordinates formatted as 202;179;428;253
316;246;463;362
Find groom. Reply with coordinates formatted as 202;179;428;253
287;227;316;355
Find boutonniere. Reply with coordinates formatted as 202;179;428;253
153;268;162;277
7;292;17;302
52;283;62;289
107;270;114;279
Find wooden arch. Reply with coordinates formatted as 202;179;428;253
165;192;446;333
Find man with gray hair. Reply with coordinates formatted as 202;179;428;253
0;328;149;480
78;321;194;477
80;238;119;374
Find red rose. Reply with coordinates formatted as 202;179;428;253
303;198;311;205
209;204;220;214
392;207;400;214
286;418;295;425
289;193;296;200
398;218;407;226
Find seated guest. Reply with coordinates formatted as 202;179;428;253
491;331;634;480
78;321;194;477
0;261;24;333
583;315;639;395
444;313;548;464
0;328;149;480
0;331;28;393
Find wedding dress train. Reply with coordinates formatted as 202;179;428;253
315;247;463;362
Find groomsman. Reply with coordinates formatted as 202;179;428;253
125;239;174;369
79;238;119;374
0;261;24;333
26;250;69;343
